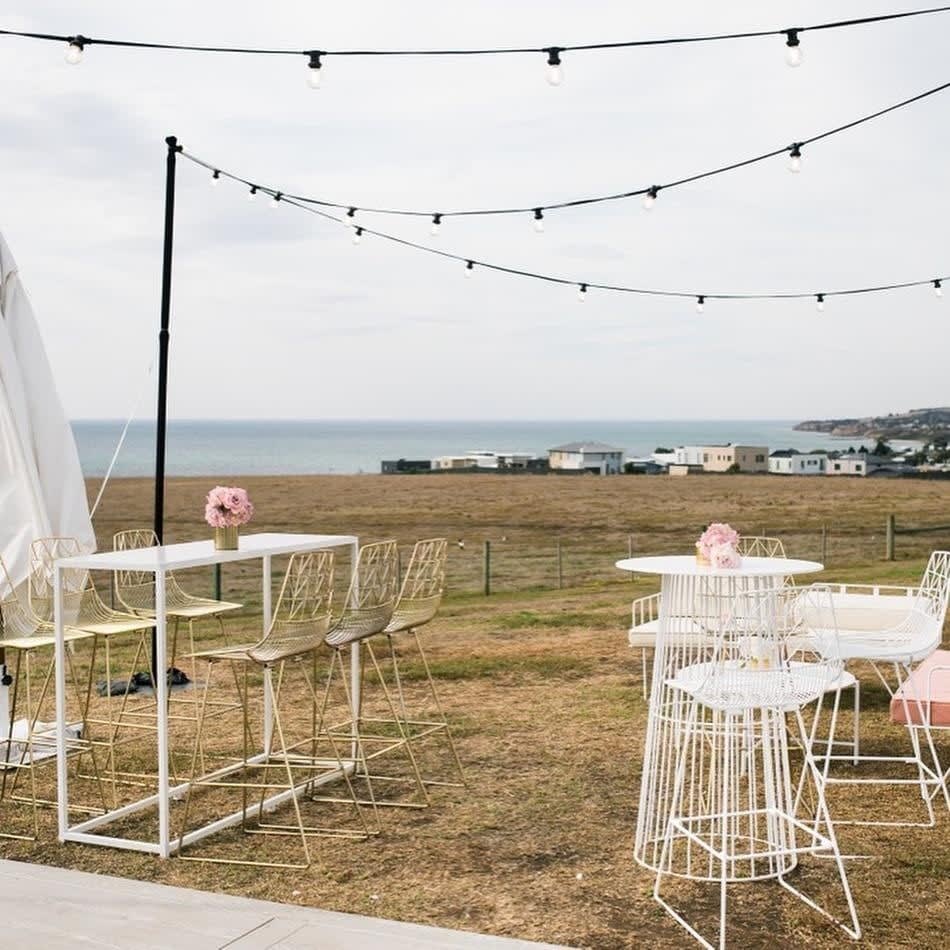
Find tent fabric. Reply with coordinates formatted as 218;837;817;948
0;232;95;591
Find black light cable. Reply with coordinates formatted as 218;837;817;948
180;144;947;308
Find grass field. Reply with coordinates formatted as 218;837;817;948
2;473;949;948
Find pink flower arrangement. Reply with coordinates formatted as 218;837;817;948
696;522;741;568
204;485;254;528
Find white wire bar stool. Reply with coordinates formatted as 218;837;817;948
112;529;242;726
628;538;788;696
800;550;950;827
176;550;378;869
653;583;861;949
0;555;104;839
374;538;465;790
320;539;430;811
30;537;158;806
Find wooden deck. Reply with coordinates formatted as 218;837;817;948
0;859;571;949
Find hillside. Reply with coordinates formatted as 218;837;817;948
794;406;950;441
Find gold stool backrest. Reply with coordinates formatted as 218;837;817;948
29;537;100;625
736;536;787;559
324;540;400;648
386;538;447;634
247;550;335;663
0;555;42;640
113;529;162;613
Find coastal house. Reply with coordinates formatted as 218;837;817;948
432;455;478;470
768;450;826;475
826;454;867;476
548;441;624;474
676;444;768;473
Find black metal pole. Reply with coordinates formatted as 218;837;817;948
152;134;179;682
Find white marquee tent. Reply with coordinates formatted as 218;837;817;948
0;229;95;734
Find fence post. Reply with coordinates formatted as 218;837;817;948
820;524;828;566
556;539;563;590
885;513;895;561
483;540;491;596
628;534;634;581
213;563;222;600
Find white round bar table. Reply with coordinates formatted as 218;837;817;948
615;555;822;875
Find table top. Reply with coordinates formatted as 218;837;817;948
54;532;358;572
615;555;823;577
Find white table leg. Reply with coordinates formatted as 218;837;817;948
155;571;170;857
262;554;273;755
54;563;68;841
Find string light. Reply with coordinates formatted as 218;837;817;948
816;293;825;311
306;50;323;88
210;169;220;186
180;147;950;310
270;191;283;208
464;260;475;278
935;279;943;298
352;226;363;245
642;186;659;210
696;295;705;314
64;36;86;64
788;144;802;173
533;208;545;233
784;29;803;67
430;213;442;237
248;185;258;201
346;207;357;218
545;47;563;86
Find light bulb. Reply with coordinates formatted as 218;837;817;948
816;294;825;312
307;51;323;88
642;186;658;210
270;192;282;209
695;295;705;314
248;185;258;201
211;170;220;187
545;48;563;86
784;31;803;68
787;145;802;173
65;39;84;65
464;260;475;278
577;283;588;302
533;208;545;233
430;213;442;237
935;280;943;298
352;227;363;246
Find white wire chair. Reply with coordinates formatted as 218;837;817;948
628;537;788;696
29;537;158;804
798;549;950;827
176;550;377;869
0;555;102;839
319;540;430;810
654;583;860;949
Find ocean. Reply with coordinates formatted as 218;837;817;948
70;419;895;478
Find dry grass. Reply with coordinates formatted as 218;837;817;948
2;474;950;948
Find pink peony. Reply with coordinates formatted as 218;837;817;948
697;522;740;559
204;485;254;528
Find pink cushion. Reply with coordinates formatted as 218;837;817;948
890;650;950;727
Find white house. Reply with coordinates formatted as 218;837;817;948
548;441;624;474
826;454;867;476
432;455;477;470
674;446;706;466
768;450;826;475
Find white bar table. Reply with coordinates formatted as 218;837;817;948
54;532;358;857
615;555;822;874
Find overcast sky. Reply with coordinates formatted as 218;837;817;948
2;2;947;421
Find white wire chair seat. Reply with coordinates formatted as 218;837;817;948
112;529;242;618
190;550;334;665
29;537;156;637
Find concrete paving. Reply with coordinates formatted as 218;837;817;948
0;858;571;949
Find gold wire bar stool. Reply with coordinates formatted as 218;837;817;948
30;537;158;805
176;550;378;869
0;555;104;838
373;538;465;790
112;529;242;726
320;539;431;811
